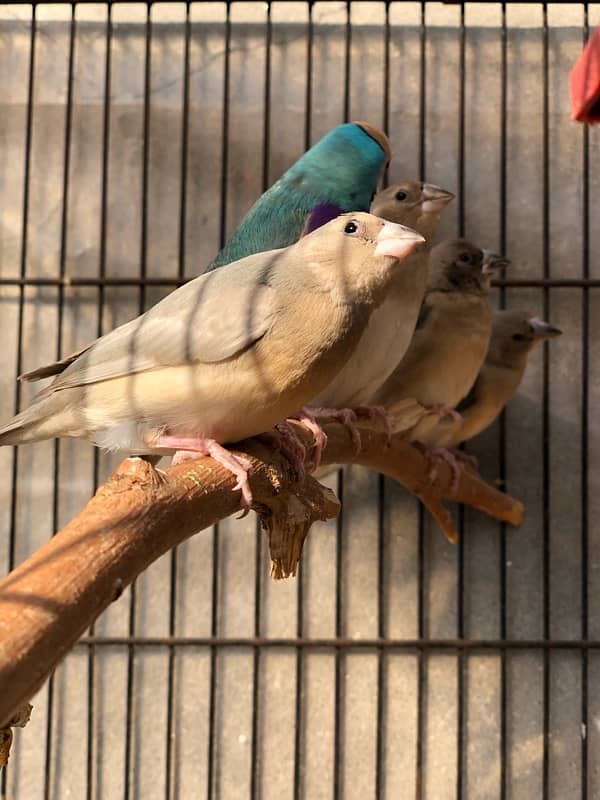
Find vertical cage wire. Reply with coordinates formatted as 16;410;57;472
162;4;190;794
374;7;392;798
206;5;231;796
542;6;551;795
455;5;466;798
2;1;37;793
85;5;113;798
580;7;590;798
498;4;509;797
416;3;427;796
44;9;77;799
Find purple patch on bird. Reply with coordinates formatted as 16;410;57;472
302;202;344;235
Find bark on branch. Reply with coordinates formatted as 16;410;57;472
0;418;522;729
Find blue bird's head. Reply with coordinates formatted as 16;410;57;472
206;121;391;270
285;121;391;210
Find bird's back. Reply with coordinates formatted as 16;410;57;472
206;124;386;270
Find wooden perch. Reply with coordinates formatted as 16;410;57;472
0;704;32;768
322;422;523;543
0;419;522;729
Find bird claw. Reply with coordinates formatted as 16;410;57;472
294;407;328;469
354;404;392;446
160;435;254;510
171;449;199;467
294;404;392;459
429;404;463;424
307;406;361;453
425;446;475;493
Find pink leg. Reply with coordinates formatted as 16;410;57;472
171;450;201;467
292;407;329;469
159;435;253;509
308;406;361;453
354;404;393;446
425;446;474;493
429;404;463;424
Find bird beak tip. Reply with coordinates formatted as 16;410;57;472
481;251;510;274
374;224;425;258
421;185;455;213
529;318;563;339
543;326;563;339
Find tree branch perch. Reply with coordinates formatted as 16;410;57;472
0;418;523;730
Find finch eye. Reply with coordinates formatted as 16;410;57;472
512;333;527;341
344;220;359;234
395;190;408;201
459;253;471;263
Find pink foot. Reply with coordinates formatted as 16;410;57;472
308;406;361;453
159;435;253;509
429;404;463;424
425;447;475;493
354;404;392;446
291;407;329;469
171;450;200;467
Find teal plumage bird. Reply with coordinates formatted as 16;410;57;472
206;121;391;270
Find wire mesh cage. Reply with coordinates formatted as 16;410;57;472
0;1;598;798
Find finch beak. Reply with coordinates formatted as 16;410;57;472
481;250;510;276
529;317;563;339
374;221;425;259
421;183;455;213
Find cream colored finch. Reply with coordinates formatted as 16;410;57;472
425;309;562;450
312;180;454;410
0;213;423;507
374;238;508;443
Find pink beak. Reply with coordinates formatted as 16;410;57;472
374;221;425;259
421;183;455;214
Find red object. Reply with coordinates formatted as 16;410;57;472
571;26;600;124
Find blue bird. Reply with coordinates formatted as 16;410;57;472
206;121;391;270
